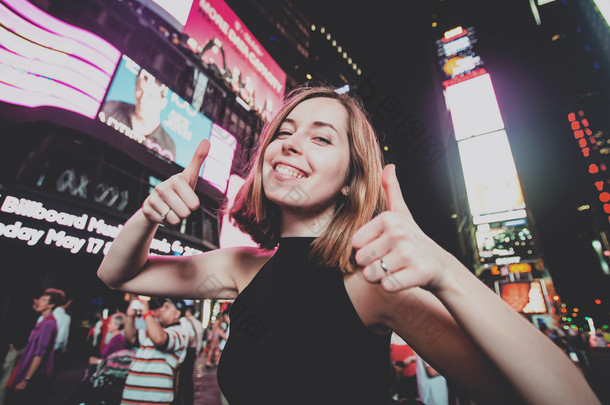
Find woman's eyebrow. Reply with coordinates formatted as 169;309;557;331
282;118;338;134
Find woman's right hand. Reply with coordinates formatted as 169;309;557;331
141;139;210;226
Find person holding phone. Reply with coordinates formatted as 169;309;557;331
98;85;600;404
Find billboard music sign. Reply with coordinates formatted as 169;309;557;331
183;0;286;119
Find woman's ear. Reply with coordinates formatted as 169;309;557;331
341;186;350;196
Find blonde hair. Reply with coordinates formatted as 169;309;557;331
227;85;387;273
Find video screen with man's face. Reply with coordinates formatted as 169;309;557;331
97;55;237;194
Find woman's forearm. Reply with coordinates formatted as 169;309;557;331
437;263;600;405
97;209;158;288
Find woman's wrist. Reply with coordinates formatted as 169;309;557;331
143;310;154;319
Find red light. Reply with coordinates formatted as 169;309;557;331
604;250;610;256
595;299;602;305
553;295;559;301
571;121;580;130
602;164;607;171
561;307;567;313
579;110;585;117
585;128;593;135
604;203;610;213
600;192;610;202
596;181;604;191
579;138;588;148
590;137;597;144
568;112;576;122
582;119;589;127
590;164;599;173
582;148;590;157
574;130;584;139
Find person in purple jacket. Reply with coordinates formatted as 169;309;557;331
89;314;127;366
11;289;63;404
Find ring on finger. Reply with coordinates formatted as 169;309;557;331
160;208;171;220
379;259;389;273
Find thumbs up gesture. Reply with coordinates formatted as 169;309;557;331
352;164;457;294
141;139;210;225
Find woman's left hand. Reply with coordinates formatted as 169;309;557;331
352;164;458;294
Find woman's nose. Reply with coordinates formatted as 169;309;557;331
281;133;303;154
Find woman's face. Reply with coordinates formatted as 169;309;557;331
262;97;351;222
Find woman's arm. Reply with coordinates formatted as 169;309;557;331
353;165;600;405
97;139;269;299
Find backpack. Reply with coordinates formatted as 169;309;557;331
89;348;136;388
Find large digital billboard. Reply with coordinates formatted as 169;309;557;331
457;130;526;220
444;73;505;140
183;0;286;119
0;0;120;118
475;218;536;265
496;279;549;314
136;0;195;30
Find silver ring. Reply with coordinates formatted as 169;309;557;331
160;208;171;220
379;259;389;273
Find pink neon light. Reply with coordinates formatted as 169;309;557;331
2;0;120;73
0;0;120;119
442;68;488;88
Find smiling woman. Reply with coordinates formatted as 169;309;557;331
97;84;601;404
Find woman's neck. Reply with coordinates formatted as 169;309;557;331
280;205;334;237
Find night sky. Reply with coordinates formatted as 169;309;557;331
303;0;610;323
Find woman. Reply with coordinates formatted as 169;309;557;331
88;314;126;366
98;86;599;404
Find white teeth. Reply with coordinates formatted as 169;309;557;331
275;164;306;179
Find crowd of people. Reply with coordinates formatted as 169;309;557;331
0;289;230;405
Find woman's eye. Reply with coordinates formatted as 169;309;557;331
315;136;331;144
276;131;292;139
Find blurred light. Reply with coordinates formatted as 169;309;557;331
343;52;347;58
352;63;357;70
590;164;599;174
383;145;389;151
311;24;316;31
600;192;610;202
567;317;572;322
357;69;361;75
451;213;458;219
551;34;560;41
595;299;602;304
337;46;342;52
306;73;312;80
320;26;325;33
347;57;352;64
552;295;559;301
530;0;542;25
571;121;580;130
572;313;577;317
594;0;610;25
574;308;579;312
577;205;590;211
444;26;464;40
432;22;437;27
568;112;576;122
326;33;331;40
332;40;337;46
334;84;350;94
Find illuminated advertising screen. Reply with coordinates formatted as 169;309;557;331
0;0;120;118
457;130;526;218
496;279;549;314
0;191;204;257
475;218;536;265
183;0;286;119
202;124;237;194
98;55;213;167
219;174;258;248
135;0;195;30
444;73;504;140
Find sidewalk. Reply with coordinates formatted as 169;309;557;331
45;348;225;405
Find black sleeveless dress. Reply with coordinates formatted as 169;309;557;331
217;237;391;404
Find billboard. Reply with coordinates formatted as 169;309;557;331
457;130;526;219
219;174;258;248
0;191;204;257
98;55;212;164
135;0;195;30
183;0;286;119
444;73;505;140
496;279;549;314
202;123;237;193
0;0;120;118
475;218;536;265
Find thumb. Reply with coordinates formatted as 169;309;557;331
183;139;211;189
382;164;413;218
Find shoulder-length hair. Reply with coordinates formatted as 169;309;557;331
226;85;387;273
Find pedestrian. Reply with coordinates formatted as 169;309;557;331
416;354;449;405
176;306;203;405
120;297;190;405
7;289;63;405
98;84;600;404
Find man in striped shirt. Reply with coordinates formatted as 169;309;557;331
121;297;192;405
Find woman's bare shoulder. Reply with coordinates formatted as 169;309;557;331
216;246;275;293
